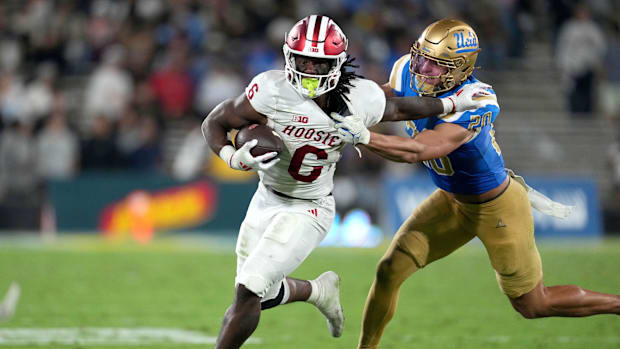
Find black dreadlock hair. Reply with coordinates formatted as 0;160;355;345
324;56;363;115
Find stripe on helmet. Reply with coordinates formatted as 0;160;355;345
306;15;317;44
317;16;329;52
311;15;323;47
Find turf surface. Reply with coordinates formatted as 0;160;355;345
0;236;618;348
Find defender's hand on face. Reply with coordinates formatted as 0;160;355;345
440;83;492;115
331;113;370;145
222;139;280;171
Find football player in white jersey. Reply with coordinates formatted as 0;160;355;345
201;15;488;349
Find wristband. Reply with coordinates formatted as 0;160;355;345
218;145;236;167
440;97;455;115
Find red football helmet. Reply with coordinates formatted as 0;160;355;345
283;15;348;98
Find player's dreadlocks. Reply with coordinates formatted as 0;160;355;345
325;56;363;115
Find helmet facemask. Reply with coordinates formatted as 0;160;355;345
409;43;460;96
283;46;346;98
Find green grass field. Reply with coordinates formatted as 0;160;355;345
0;235;618;348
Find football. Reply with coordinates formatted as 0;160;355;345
234;123;284;159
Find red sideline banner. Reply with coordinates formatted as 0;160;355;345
98;181;217;238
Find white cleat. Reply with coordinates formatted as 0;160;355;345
310;271;344;337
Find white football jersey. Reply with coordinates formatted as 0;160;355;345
245;70;386;199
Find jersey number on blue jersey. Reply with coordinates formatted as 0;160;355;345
423;157;454;176
422;125;501;177
467;111;492;130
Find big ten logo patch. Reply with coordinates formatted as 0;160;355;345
292;115;309;123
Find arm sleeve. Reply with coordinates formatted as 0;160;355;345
345;78;387;128
388;54;411;97
436;83;500;130
245;71;277;117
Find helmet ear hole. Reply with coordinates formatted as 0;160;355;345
454;57;465;68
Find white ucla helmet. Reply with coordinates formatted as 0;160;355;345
283;15;348;98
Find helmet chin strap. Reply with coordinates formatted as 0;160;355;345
302;78;320;98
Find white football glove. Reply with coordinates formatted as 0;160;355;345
331;112;370;145
219;139;280;171
439;83;492;115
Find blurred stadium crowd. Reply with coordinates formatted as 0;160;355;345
1;0;620;231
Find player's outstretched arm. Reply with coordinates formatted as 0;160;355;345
365;124;472;162
381;83;492;122
335;114;472;163
382;96;444;121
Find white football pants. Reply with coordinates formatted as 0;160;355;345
235;182;335;300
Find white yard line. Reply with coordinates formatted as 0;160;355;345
0;328;261;346
0;282;20;323
399;334;620;344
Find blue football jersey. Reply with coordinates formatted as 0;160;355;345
389;54;506;195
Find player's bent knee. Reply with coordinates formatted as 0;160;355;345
229;285;262;320
510;298;548;319
237;272;271;298
375;256;410;286
513;305;544;319
235;284;261;306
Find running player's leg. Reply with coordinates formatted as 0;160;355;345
215;190;266;349
510;281;620;318
358;240;418;349
215;187;268;349
472;180;620;319
359;190;475;349
217;209;332;348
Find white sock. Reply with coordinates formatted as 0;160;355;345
307;278;321;304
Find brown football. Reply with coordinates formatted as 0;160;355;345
234;123;284;158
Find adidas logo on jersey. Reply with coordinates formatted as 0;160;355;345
496;219;506;228
308;209;318;217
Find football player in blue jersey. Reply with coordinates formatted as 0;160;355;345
333;19;620;349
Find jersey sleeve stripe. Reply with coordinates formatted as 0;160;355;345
389;54;410;92
440;104;500;123
473;95;499;108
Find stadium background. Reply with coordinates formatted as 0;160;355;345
0;0;619;348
